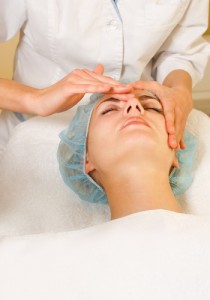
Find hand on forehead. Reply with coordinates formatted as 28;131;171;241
95;89;162;113
98;89;160;103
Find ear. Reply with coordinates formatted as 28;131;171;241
172;155;179;169
85;153;96;174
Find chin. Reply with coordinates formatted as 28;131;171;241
121;132;158;148
117;135;171;164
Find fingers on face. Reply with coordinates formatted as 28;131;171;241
168;134;178;149
101;93;135;102
179;138;186;150
80;68;120;85
132;80;160;93
174;105;187;149
164;111;175;135
133;81;188;150
70;69;132;93
66;84;111;93
167;109;185;150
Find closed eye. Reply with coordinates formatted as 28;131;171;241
101;107;119;115
97;98;122;115
144;107;163;114
140;98;163;114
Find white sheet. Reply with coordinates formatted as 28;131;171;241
0;109;210;235
0;210;210;300
0;110;210;300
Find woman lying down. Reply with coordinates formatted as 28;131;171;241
2;91;210;300
57;89;197;218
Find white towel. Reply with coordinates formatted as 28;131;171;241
0;109;210;235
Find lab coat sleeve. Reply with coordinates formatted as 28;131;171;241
152;0;210;87
0;0;27;41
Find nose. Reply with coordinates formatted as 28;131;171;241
124;97;144;116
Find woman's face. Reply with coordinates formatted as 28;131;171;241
86;90;176;176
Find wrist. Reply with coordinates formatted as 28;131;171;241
23;87;41;115
172;85;193;106
163;70;193;110
163;69;192;91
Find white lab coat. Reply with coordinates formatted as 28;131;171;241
0;0;209;89
0;0;209;153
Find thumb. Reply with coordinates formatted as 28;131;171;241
93;64;104;75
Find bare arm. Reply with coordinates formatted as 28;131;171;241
0;65;131;116
0;78;36;113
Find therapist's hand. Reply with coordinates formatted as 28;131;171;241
132;80;193;149
30;64;131;116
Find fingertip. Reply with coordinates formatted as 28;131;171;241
132;83;143;89
98;85;112;92
171;142;177;149
166;122;175;135
93;64;104;75
124;83;134;92
180;140;186;150
113;86;133;93
168;135;177;149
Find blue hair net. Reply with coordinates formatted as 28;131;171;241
57;94;198;204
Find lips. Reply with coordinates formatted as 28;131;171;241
121;117;150;130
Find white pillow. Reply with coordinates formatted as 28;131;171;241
0;109;210;235
0;109;110;235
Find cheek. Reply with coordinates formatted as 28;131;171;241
159;126;168;144
87;125;111;163
152;116;168;141
150;117;171;153
87;121;120;174
154;120;175;166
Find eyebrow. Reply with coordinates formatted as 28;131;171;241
101;94;159;104
137;94;160;102
100;98;120;104
96;93;160;111
95;98;121;111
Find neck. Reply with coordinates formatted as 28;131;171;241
101;167;183;220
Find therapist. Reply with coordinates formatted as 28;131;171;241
0;0;209;156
